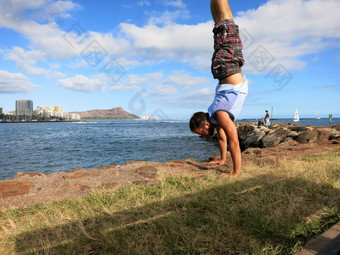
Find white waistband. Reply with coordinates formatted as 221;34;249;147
216;75;248;93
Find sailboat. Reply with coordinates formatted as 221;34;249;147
316;113;320;119
293;108;299;122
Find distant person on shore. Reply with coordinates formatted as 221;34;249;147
189;0;248;177
262;109;270;126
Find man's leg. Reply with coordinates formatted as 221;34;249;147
210;0;234;24
211;0;244;85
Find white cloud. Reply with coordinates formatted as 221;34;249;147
165;0;186;9
0;1;81;60
47;70;67;79
119;0;340;73
111;71;214;107
5;47;67;78
165;71;211;88
120;21;212;64
237;0;340;73
0;70;38;93
58;73;107;92
112;72;164;91
148;10;190;26
137;1;150;6
146;84;178;97
152;87;214;109
115;57;141;68
1;0;339;101
70;58;90;69
4;0;45;13
5;47;46;75
126;72;164;86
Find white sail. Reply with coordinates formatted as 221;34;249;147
293;108;299;122
316;113;320;119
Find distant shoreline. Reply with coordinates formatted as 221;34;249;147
0;118;141;123
0;120;75;124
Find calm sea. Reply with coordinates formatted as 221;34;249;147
0;118;338;180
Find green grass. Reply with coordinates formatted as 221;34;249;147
0;150;339;254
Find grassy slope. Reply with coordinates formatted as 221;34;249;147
0;150;339;254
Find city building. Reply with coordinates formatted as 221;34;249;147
16;100;33;116
0;108;3;115
34;106;80;121
63;112;81;121
36;106;62;113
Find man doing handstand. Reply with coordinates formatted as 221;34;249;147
189;0;248;177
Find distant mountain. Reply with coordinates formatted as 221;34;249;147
73;107;139;120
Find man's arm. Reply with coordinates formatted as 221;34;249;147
214;111;241;176
209;126;227;165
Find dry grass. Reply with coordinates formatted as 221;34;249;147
0;149;339;254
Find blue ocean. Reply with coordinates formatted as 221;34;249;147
0;118;339;180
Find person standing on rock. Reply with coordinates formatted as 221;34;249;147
189;0;248;177
262;109;270;126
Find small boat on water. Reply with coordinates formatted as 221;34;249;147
293;108;299;122
316;113;320;119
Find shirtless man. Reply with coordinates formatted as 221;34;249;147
189;0;248;177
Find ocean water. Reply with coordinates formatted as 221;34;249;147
0;120;219;180
0;118;338;180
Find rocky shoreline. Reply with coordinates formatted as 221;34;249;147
237;122;340;150
1;123;339;210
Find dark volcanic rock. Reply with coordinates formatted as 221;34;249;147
316;129;331;141
241;129;266;150
295;130;319;144
287;125;309;132
237;124;256;141
236;123;340;148
261;128;290;148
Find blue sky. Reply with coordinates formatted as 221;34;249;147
0;0;339;120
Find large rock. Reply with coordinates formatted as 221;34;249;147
237;124;256;141
287;130;299;139
241;129;267;150
287;125;309;133
261;128;290;148
329;129;340;140
295;130;319;144
315;128;331;141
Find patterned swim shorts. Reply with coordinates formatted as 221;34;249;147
211;19;245;81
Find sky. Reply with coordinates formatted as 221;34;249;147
0;0;339;120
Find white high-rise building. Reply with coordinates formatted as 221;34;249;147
16;100;33;116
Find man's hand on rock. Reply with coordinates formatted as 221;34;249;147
209;159;226;165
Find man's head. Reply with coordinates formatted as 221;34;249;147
189;112;215;138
